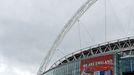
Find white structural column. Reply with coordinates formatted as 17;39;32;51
37;0;98;75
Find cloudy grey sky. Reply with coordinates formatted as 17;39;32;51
0;0;134;75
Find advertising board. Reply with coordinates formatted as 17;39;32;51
80;54;114;75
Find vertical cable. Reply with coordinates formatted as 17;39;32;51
78;20;96;45
57;49;65;56
78;20;82;49
105;0;107;42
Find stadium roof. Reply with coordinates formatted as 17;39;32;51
50;36;134;69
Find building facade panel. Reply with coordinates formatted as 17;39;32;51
43;61;80;75
121;57;134;73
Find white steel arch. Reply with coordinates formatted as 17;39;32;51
37;0;98;75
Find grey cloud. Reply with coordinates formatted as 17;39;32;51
0;0;134;75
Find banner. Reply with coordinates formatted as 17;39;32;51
80;54;114;75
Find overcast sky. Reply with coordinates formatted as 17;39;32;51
0;0;134;75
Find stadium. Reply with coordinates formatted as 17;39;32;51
37;0;134;75
42;37;134;75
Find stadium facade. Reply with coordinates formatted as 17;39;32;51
42;37;134;75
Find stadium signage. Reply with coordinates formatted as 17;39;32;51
83;59;113;67
80;54;114;75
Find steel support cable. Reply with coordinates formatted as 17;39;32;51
37;0;98;75
104;0;107;42
109;0;127;36
78;20;82;49
57;49;65;56
77;20;95;45
126;2;133;36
